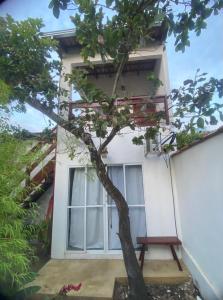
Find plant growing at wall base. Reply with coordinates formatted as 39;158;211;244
37;219;53;256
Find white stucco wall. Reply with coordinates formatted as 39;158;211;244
61;44;169;98
172;132;223;300
51;127;178;259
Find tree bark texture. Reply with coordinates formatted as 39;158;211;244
88;147;148;300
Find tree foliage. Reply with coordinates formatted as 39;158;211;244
50;0;223;52
0;118;38;296
172;70;223;131
175;130;204;149
0;15;60;113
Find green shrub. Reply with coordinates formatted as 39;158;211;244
176;131;204;150
0;122;39;296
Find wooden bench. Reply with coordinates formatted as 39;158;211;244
137;236;183;271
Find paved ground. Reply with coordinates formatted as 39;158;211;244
30;259;190;299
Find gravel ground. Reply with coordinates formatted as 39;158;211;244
114;279;199;300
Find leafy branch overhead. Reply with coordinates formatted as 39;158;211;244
0;15;61;113
172;70;223;131
48;0;223;139
0;13;222;147
49;0;223;53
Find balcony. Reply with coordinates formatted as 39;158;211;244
68;95;169;127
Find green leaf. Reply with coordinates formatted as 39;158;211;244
197;117;204;128
0;80;11;105
219;111;223;122
132;136;144;145
48;0;55;8
183;79;193;85
53;4;60;18
106;0;113;7
210;115;218;125
197;77;206;82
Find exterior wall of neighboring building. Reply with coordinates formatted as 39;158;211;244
172;132;223;300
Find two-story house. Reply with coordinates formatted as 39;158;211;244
44;27;179;260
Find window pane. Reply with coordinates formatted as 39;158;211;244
86;168;103;205
108;207;121;250
86;208;104;250
129;207;147;249
108;207;147;250
126;165;144;205
69;168;85;206
107;166;124;204
67;208;84;250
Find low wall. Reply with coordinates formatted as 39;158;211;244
172;132;223;300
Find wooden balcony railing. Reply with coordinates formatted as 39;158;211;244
68;95;169;126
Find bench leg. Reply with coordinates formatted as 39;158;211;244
170;245;183;271
139;244;146;271
139;246;143;261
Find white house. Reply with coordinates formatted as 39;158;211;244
36;27;223;300
45;27;179;260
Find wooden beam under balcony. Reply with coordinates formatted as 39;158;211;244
81;60;156;77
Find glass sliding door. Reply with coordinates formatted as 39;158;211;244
67;167;104;251
107;165;147;250
68;168;85;250
86;168;104;250
67;164;147;253
125;165;147;249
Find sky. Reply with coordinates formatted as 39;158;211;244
0;0;223;132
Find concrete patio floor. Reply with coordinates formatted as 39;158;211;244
30;259;190;299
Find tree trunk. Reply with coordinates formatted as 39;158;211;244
89;148;148;300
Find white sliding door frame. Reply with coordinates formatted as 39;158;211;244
67;166;105;254
66;163;147;254
107;164;147;252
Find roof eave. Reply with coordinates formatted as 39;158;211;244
41;28;76;39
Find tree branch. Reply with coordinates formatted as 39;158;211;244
111;55;127;98
98;126;120;154
25;97;98;154
25;98;66;127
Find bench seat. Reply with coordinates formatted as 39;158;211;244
137;236;183;271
